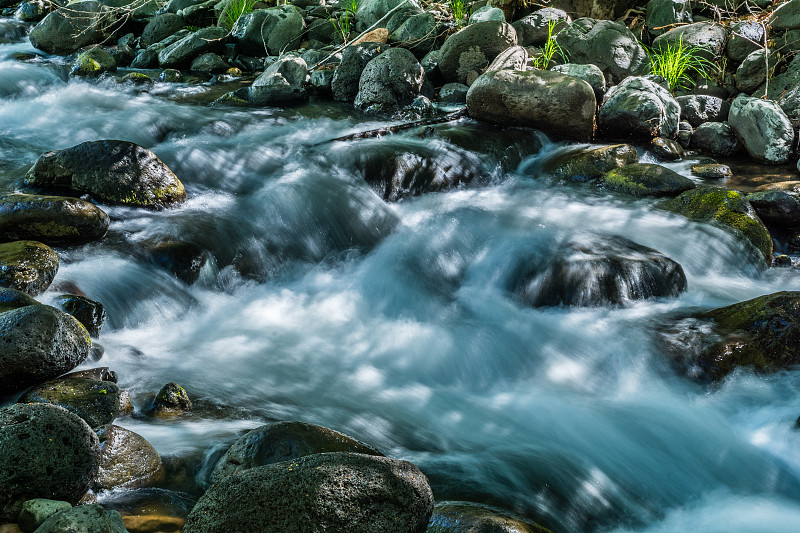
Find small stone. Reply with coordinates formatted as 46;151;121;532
350;27;388;45
691;163;732;179
158;69;183;82
774;254;792;267
150;382;191;418
120;72;154;85
651;137;683;161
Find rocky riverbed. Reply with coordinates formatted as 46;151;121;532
4;0;800;531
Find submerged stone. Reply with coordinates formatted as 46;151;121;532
543;144;639;183
599;163;695;197
149;382;192;418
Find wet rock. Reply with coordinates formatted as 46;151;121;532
355;47;424;114
120;514;183;533
428;501;550;533
726;20;764;63
651;21;728;61
95;425;164;491
140;12;184;47
26;140;186;209
158;68;183;82
645;0;691;37
190;52;229;73
18;375;121;428
661;187;772;265
439;82;469;104
0;193;109;245
746;190;800;227
0;287;39;313
231;5;305;56
542;143;638;183
142;238;206;284
598;76;680;140
512;7;570;46
550;62;605;99
28;1;112;55
676;94;730;127
600;163;695;197
774;254;792;266
71;46;116;76
18;499;72;533
677;120;692;148
15;0;53;22
650;137;683;161
728;94;794;164
486;45;527;71
352;139;482;201
0;240;58;295
149;382;191;418
467;69;596;142
158;26;227;68
130;47;161;69
696;291;800;379
690;163;731;180
331;42;383;102
0;303;90;392
0;404;100;522
690;121;740;156
184;452;433;533
242;53;308;106
213;421;382;482
438;21;517;84
555;18;648;85
513;234;687;307
389;12;439;57
770;0;800;32
735;49;778;94
120;72;154;85
34;504;127;533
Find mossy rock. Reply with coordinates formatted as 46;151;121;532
212;421;383;482
696;291;800;379
120;72;154;85
0;193;109;245
599;163;696;198
18;376;121;428
95;424;164;491
544;144;638;184
691;163;732;180
71;47;116;76
0;240;58;295
54;294;106;337
149;382;191;418
660;187;772;265
427;501;551;533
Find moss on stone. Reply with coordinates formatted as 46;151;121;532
0;240;59;295
546;144;639;184
600;163;695;198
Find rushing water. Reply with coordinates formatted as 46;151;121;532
5;18;800;532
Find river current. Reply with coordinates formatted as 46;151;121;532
4;18;800;532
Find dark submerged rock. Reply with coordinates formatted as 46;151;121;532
0;404;100;522
0;193;109;245
184;452;434;533
26;140;186;209
0;240;58;295
428;501;551;533
95;424;164;491
54;294;106;336
599;163;695;197
17;375;120;428
542;144;639;184
212;421;382;482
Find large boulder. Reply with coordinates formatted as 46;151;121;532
597;76;680;140
467;69;596;142
26;140;186;208
355;0;423;33
645;0;692;37
0;240;58;295
140;12;185;47
158;26;227;68
213;421;382;482
428;501;550;533
438;21;517;84
28;1;113;55
33;504;128;533
0;404;100;522
231;5;305;56
726;20;764;63
769;0;800;32
95;424;164;491
676;95;729;127
554;18;648;85
735;49;778;94
18;375;121;428
541;143;639;183
690;121;740;156
695;292;800;379
0;193;109;245
550;62;606;99
747;190;800;227
331;42;383;102
511;7;570;46
513;233;687;307
661;187;772;265
245;54;308;106
354;47;424;114
388;12;439;57
0;303;91;393
651;21;728;60
18;499;73;533
599;163;696;197
183;452;434;533
728;94;794;164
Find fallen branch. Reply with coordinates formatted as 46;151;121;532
317;107;468;144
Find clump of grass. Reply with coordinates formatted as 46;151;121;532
328;0;359;44
532;18;567;69
450;0;467;26
646;37;718;93
220;0;258;31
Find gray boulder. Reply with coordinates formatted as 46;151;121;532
439;82;469;104
747;190;800;227
331;42;383;102
486;45;527;70
18;499;72;533
551;62;606;99
28;1;112;55
95;424;164;491
599;163;696;197
778;85;800;128
0;404;100;522
729;94;794;164
598;76;680;139
690;121;740;156
677;120;693;148
183;452;434;533
0;240;58;295
15;0;53;22
33;504;127;533
645;0;691;36
726;20;764;63
765;51;800;101
231;5;305;56
26;140;186;208
555;18;648;84
140;12;185;47
190;52;229;73
652;22;728;60
55;294;106;337
355;0;423;33
0;303;90;392
735;49;778;94
388;12;439;57
467;69;596;141
246;53;308;105
676;94;729;126
158;26;227;68
0;193;108;245
469;6;505;24
770;0;800;32
438;21;517;84
355;47;424;114
512;7;570;46
18;375;121;428
213;421;381;482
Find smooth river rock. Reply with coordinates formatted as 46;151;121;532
728;94;794;164
28;1;112;55
0;193;109;245
0;240;58;295
598;76;680;140
18;375;121;428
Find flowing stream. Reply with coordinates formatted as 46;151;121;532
5;18;800;532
